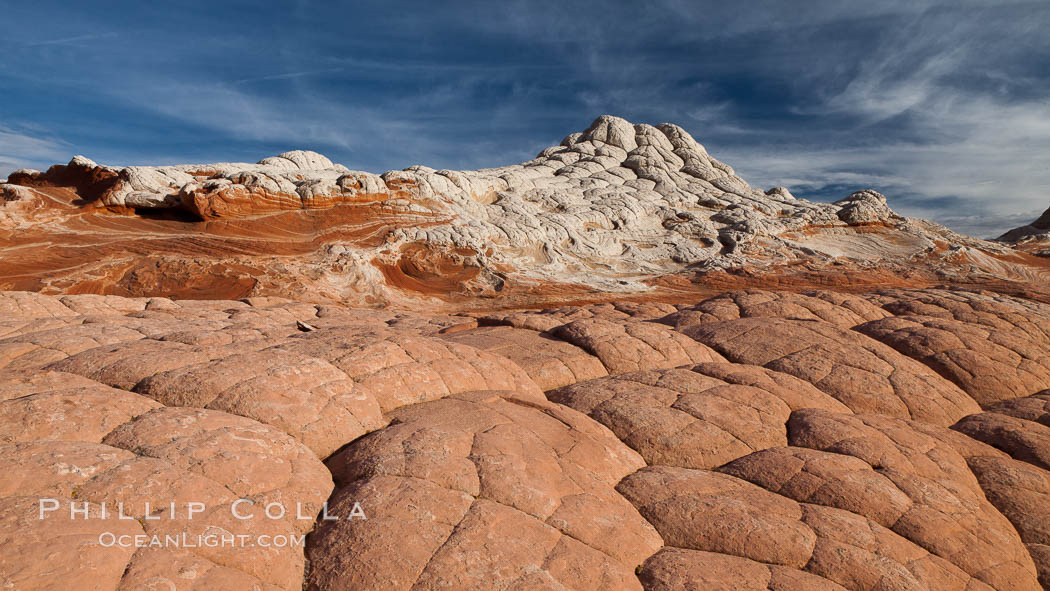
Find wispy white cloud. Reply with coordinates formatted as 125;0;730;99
26;32;118;47
705;4;1050;237
721;95;1050;238
0;127;69;177
232;68;345;85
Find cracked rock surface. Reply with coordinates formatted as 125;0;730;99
4;286;1050;589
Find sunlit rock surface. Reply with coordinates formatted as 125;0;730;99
5;116;1050;590
4;116;1050;309
0;288;1049;589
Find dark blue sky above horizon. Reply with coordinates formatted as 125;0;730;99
2;0;1049;237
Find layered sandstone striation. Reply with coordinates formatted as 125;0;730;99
4;116;1049;308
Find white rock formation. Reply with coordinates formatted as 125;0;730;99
12;115;1015;291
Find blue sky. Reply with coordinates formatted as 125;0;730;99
2;0;1049;237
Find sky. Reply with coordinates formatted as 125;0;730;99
2;0;1049;238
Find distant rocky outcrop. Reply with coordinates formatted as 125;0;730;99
1000;206;1050;242
2;115;1046;307
999;206;1050;258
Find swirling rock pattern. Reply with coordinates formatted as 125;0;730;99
5;116;1045;308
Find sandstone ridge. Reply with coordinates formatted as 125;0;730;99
4;115;1048;307
1000;206;1050;258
